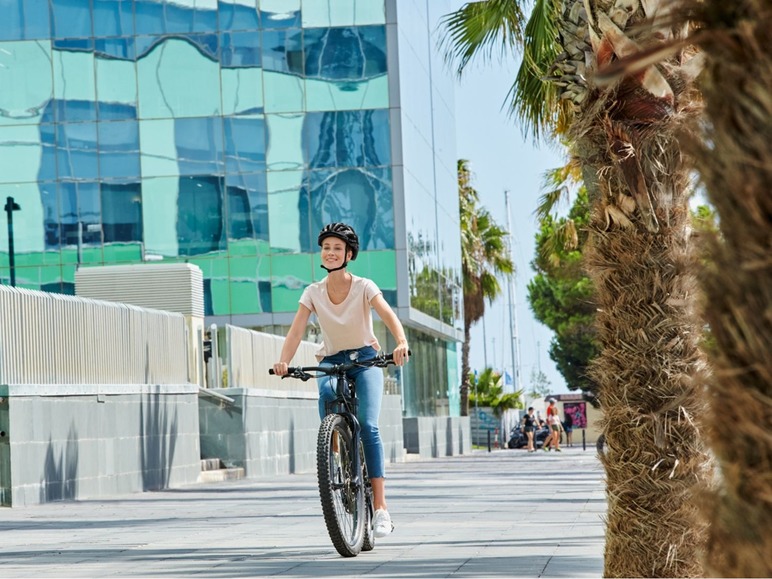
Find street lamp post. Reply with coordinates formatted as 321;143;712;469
4;196;21;287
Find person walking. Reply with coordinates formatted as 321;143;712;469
522;407;538;452
563;410;574;447
540;418;552;451
273;222;410;539
544;398;563;452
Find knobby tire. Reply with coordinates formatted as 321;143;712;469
317;414;365;557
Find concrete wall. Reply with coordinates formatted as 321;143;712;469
0;385;201;507
199;390;405;477
402;416;471;458
380;394;406;465
580;402;604;444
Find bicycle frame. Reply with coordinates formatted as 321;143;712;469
325;371;363;491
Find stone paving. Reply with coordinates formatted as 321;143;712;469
0;446;606;578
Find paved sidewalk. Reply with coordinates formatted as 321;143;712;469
1;446;606;578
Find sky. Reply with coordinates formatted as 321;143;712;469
447;22;570;394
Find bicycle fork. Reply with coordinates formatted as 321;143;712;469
326;377;363;489
345;413;363;489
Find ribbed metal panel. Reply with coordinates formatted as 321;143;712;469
75;263;204;317
225;325;319;393
0;285;189;385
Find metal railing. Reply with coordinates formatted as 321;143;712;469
0;284;405;396
224;325;319;393
0;285;189;385
222;325;406;397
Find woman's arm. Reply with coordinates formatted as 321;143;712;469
371;294;409;366
273;304;312;376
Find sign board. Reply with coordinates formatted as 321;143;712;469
563;402;587;429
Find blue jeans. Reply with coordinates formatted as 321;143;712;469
318;346;385;479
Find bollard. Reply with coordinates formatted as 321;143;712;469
493;428;500;449
582;429;586;451
487;429;491;452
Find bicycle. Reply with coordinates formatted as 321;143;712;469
269;350;405;557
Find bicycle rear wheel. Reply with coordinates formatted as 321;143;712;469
317;414;366;557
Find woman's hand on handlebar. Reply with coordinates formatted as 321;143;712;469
272;362;289;376
392;341;410;366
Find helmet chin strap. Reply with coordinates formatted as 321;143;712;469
320;261;348;273
320;246;352;273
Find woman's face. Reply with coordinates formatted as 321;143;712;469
321;237;350;269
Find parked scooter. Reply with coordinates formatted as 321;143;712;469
507;424;551;449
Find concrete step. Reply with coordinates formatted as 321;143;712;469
201;458;223;471
199;458;245;483
198;467;245;483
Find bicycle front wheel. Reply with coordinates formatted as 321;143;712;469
361;440;375;552
317;414;366;557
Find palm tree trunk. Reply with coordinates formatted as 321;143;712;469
585;194;709;577
685;2;772;575
556;0;713;573
578;126;710;577
460;323;472;416
442;0;713;574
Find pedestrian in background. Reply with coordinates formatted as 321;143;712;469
563;411;574;447
544;398;562;452
541;419;552;451
521;407;538;452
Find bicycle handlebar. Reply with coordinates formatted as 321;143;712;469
269;350;411;381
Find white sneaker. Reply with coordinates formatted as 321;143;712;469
372;509;394;538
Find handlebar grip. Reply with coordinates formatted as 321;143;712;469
269;367;299;375
383;349;412;361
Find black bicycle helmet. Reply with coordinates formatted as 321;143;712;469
318;222;359;261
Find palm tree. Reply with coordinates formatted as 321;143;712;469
443;2;710;576
468;367;523;417
677;2;772;576
459;159;514;416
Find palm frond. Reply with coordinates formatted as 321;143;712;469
459;159;515;326
542;158;582;189
535;185;569;221
508;0;562;139
479;271;504;302
440;0;527;76
538;218;579;267
534;160;582;220
563;218;578;250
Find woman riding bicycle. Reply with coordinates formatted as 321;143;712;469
272;222;410;539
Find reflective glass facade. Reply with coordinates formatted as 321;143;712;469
0;0;460;416
391;0;461;416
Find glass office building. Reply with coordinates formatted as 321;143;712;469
0;0;462;416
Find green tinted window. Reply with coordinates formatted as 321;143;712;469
270;252;313;311
302;0;386;27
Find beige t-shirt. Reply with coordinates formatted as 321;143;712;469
299;275;382;360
